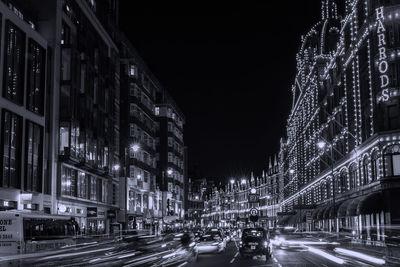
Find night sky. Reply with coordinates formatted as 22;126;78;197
119;1;325;182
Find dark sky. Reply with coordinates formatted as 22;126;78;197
119;1;323;181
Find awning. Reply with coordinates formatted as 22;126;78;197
337;199;353;217
295;211;306;223
347;196;364;216
357;192;383;215
317;205;328;220
287;214;298;225
323;205;333;219
312;206;325;220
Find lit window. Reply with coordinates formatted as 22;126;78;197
129;65;136;77
155;107;160;116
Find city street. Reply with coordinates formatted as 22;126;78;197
189;234;394;267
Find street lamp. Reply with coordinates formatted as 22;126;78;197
241;179;246;185
289;169;295;174
317;139;336;233
131;143;140;153
167;169;173;176
124;143;141;231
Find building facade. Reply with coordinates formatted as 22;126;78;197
118;33;161;231
202;162;281;229
155;92;185;225
0;0;50;212
280;0;400;242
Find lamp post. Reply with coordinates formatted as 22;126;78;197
317;140;336;233
124;143;140;230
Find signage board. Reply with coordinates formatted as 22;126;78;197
248;194;259;203
87;207;97;217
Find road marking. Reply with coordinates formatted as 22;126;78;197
230;251;239;263
177;261;188;267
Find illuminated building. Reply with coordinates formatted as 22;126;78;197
118;33;161;231
48;0;120;234
155;91;186;226
280;0;400;242
0;1;49;213
201;160;281;229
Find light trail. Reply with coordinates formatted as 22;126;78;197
306;246;345;265
334;248;386;265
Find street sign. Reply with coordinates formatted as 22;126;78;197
248;194;259;203
250;208;258;216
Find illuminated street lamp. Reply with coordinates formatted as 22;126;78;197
167;169;173;176
241;178;246;185
131;143;140;152
230;179;235;184
113;164;120;171
289;169;295;174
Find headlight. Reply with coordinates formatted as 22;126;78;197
239;241;243;247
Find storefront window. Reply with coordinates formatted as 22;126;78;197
61;165;76;196
77;171;87;199
384;145;400;176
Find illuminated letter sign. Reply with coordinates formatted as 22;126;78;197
376;7;390;102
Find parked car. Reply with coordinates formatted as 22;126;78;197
197;231;226;254
239;228;271;261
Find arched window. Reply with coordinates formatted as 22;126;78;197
371;150;379;181
320;182;326;201
362;156;369;185
326;179;331;199
340;170;347;192
349;164;358;189
334;175;341;194
384;145;400;177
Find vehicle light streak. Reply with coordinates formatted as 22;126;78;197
334;248;386;265
306;246;345;264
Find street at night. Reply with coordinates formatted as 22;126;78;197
3;0;400;266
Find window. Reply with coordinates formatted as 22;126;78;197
362;157;369;185
26;39;45;114
89;175;97;200
136;193;141;208
59;123;69;155
3;20;25;104
61;21;70;45
128;190;135;211
130;104;135;116
349;164;358;189
1;110;22;188
129;65;136;77
384;145;400;177
155;107;159;116
340;170;347;193
77;171;88;199
25;121;43;192
102;180;107;203
61;165;76;196
388;105;400;130
371;151;379;182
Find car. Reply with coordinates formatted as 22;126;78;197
197;231;226;254
239;228;272;261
